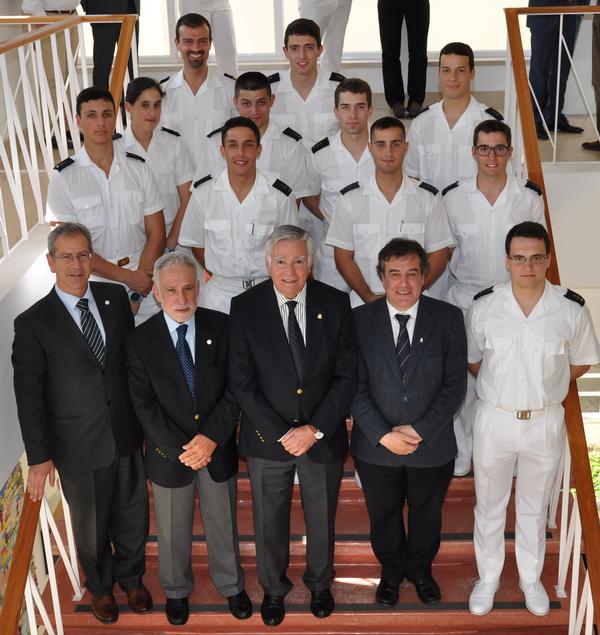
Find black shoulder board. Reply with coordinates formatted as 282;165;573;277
224;72;236;81
54;157;74;172
474;286;494;301
340;181;360;195
565;289;585;306
126;152;145;162
273;178;292;197
159;75;170;84
412;105;430;118
207;126;224;139
485;107;503;121
442;181;459;196
267;72;280;84
525;179;542;196
311;137;330;154
329;71;345;83
419;181;439;196
283;127;302;142
161;126;180;137
193;174;212;189
112;132;122;140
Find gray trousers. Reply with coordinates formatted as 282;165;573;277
247;454;343;597
151;469;244;599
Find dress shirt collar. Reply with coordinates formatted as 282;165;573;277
214;168;270;196
54;282;94;312
386;297;419;325
163;310;195;339
365;172;418;202
275;68;331;94
77;143;124;170
123;125;152;158
273;283;307;309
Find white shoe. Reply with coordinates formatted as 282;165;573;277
469;580;499;616
519;580;549;616
454;454;471;477
354;470;362;489
293;468;299;485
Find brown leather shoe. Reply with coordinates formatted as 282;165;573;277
126;584;153;613
91;593;119;623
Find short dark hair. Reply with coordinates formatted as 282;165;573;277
377;238;430;279
235;71;272;98
221;116;261;146
284;18;321;48
473;119;512;147
370;116;406;139
335;77;373;108
125;77;164;105
175;12;212;41
76;86;115;115
48;222;92;255
439;42;475;71
505;222;550;255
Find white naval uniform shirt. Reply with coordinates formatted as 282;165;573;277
303;131;375;225
118;127;194;230
22;0;79;12
405;97;501;191
466;281;600;411
444;174;546;310
46;145;164;265
192;121;309;195
269;69;342;148
326;174;454;301
178;169;299;281
159;69;235;166
179;0;231;11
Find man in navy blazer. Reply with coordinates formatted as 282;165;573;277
351;238;467;607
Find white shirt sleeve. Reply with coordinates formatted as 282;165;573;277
281;194;300;226
466;303;485;364
296;147;321;198
282;141;311;197
21;0;46;14
178;191;206;248
568;304;600;366
141;166;165;216
45;171;77;223
423;195;455;252
325;195;354;250
174;138;195;187
404;122;420;179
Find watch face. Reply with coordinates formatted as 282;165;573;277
314;430;324;440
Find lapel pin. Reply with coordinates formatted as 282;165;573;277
206;339;212;345
317;313;323;320
104;300;110;305
419;337;423;343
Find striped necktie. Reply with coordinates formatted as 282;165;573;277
75;298;106;365
395;313;411;379
286;300;306;381
176;324;195;399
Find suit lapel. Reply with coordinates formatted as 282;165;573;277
372;298;404;383
305;282;324;374
193;313;213;405
402;297;434;385
263;283;299;377
155;312;195;404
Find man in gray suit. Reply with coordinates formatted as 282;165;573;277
351;238;467;607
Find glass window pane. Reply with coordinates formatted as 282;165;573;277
138;3;171;57
231;0;276;55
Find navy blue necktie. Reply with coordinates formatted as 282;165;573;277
286;300;306;381
76;298;106;365
395;313;411;379
176;324;195;399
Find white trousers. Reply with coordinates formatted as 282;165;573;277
472;401;565;585
199;278;237;314
454;372;477;463
313;241;349;292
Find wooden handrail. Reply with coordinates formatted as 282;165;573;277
505;5;600;620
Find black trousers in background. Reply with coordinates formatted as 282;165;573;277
377;0;430;108
59;449;149;596
355;457;454;586
90;19;139;89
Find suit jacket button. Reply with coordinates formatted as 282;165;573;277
194;414;200;421
106;400;111;406
401;396;408;402
296;388;303;395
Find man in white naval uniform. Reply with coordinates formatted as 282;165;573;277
326;117;453;308
443;119;545;476
46;87;165;325
301;77;375;291
466;222;600;617
178;117;299;314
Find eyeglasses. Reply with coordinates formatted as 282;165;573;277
508;254;548;265
474;144;511;157
54;252;92;264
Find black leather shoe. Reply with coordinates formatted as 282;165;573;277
166;597;189;626
407;101;424;117
227;590;252;620
556;114;584;134
412;575;441;605
536;123;549;141
260;594;285;626
310;589;334;618
582;140;600;151
392;102;407;118
375;579;399;607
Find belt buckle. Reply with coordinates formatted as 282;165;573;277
516;410;531;420
117;256;130;267
242;279;255;290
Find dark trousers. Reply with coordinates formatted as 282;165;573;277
90;20;139;89
355;457;453;586
246;454;343;597
377;0;430;107
59;450;149;596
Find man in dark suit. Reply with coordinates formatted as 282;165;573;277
351;238;467;607
126;251;251;626
228;225;357;626
12;222;151;624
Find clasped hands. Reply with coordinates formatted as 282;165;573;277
379;424;422;456
179;433;217;470
280;425;317;457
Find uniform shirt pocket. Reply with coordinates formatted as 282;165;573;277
204;219;231;254
72;194;104;229
125;190;145;225
245;222;275;251
455;223;478;258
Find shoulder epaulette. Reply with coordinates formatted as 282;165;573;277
282;127;302;142
161;126;180;137
193;174;212;189
267;72;280;84
419;181;439;196
474;286;494;301
485;107;503;121
329;72;345;83
112;132;122;140
126;151;145;162
273;178;292;197
565;289;585;306
340;181;360;195
159;75;170;84
54;157;74;172
207;126;224;139
412;105;430;118
442;181;459;196
224;72;236;81
525;179;542;196
311;137;330;154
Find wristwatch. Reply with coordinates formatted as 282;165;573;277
308;424;324;440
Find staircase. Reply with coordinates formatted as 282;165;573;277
45;453;570;634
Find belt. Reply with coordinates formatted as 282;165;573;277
46;10;77;14
491;404;556;420
210;275;268;291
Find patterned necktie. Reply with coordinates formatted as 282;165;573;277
75;298;106;365
286;300;306;381
395;313;411;378
176;324;195;399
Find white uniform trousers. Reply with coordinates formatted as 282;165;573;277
472;401;565;586
199;276;269;314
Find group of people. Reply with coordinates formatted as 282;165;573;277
11;4;600;631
